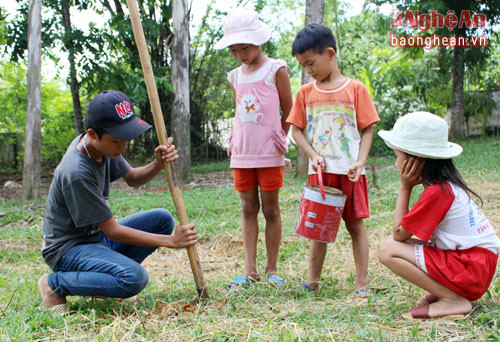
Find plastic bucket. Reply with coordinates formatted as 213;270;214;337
295;167;346;243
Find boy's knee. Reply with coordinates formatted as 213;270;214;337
119;264;149;298
261;204;279;221
129;267;149;297
152;208;175;235
345;219;366;235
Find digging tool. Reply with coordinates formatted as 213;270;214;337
126;0;209;299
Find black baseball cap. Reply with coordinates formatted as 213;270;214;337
83;90;152;140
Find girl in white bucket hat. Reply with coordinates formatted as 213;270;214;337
378;111;500;320
216;6;294;290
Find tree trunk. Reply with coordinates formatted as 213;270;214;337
61;0;84;134
171;0;191;183
450;46;466;139
23;0;42;200
296;0;325;177
332;0;341;70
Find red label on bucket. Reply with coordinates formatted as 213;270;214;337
295;186;346;243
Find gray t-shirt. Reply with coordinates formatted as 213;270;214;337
42;135;131;269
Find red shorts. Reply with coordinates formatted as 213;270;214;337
416;245;498;301
308;173;369;223
233;167;284;191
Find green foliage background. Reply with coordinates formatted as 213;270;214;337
0;61;74;167
0;0;499;169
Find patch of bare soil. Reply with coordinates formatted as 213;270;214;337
143;232;244;282
0;172;53;201
145;170;234;193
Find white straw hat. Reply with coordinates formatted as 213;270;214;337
214;7;271;49
378;111;463;159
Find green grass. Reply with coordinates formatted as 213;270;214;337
191;160;231;174
1;136;499;341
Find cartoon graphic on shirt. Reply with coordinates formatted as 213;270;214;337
318;128;333;150
307;114;319;135
339;132;351;159
306;104;356;161
333;116;347;130
237;94;263;124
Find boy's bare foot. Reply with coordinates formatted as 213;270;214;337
38;274;67;309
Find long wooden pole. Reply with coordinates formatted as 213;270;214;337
126;0;208;299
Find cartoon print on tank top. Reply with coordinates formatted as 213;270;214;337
237;94;264;124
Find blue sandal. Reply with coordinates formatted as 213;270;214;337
286;282;311;294
295;283;311;292
266;274;286;287
354;288;373;296
227;275;254;291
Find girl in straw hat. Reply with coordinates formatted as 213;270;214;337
215;6;293;289
378;111;500;320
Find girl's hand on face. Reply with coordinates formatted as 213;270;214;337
400;157;425;189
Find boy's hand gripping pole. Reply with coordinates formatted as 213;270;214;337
126;0;209;299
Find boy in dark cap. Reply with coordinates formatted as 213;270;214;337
39;90;197;311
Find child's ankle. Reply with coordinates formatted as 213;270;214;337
265;268;278;276
38;274;67;309
354;279;368;291
307;280;320;291
245;272;259;280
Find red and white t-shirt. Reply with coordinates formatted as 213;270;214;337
402;182;500;254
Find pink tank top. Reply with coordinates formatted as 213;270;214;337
227;59;288;168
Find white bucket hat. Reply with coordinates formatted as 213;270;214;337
378;111;463;159
214;7;271;49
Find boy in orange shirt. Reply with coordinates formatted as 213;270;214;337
287;24;380;293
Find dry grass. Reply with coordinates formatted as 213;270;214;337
1;141;499;341
120;177;500;341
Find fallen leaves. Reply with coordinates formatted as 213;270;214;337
154;301;199;319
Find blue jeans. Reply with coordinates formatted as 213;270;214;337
48;208;175;298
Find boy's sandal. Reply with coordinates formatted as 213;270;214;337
266;274;286;287
285;282;311;294
227;275;255;291
354;288;373;296
402;304;465;320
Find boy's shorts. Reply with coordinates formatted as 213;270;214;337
308;173;369;223
233;167;284;191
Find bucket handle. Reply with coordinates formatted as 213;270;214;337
317;164;326;201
